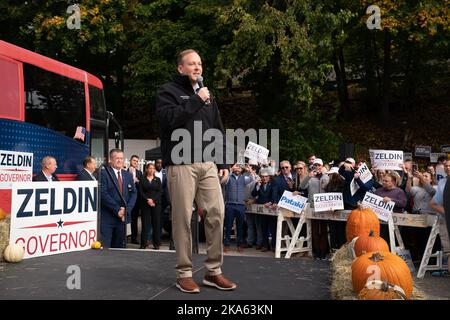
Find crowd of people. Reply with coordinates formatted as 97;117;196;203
31;152;450;266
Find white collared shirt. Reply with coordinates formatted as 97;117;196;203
44;172;53;182
155;170;163;182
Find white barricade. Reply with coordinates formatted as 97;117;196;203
246;204;445;278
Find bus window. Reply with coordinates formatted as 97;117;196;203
23;63;86;140
0;56;21;120
90;126;107;166
89;85;106;120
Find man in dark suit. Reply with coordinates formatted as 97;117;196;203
128;155;143;244
155;158;172;248
76;156;97;181
33;156;60;182
100;149;137;248
251;169;278;251
274;160;294;201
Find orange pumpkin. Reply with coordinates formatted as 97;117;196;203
354;230;389;257
346;204;380;242
352;251;413;299
358;280;407;300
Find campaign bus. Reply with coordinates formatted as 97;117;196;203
0;40;119;213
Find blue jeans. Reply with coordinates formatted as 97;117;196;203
224;203;245;247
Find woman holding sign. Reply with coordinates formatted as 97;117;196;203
374;173;407;213
374;172;407;242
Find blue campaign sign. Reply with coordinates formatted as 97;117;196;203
414;145;431;157
441;145;450;153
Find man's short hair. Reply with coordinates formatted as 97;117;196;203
438;155;447;163
177;49;199;65
130;155;139;161
83;156;95;168
109;148;123;157
280;160;291;168
41;156;55;169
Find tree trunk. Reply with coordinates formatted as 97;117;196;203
364;30;377;112
380;30;391;126
333;44;349;120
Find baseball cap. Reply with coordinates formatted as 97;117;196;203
313;158;323;166
345;157;355;165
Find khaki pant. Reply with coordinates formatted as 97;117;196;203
167;162;224;279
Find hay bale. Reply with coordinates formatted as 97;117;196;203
0;216;11;262
331;244;356;300
330;243;429;300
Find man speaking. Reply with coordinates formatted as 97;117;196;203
155;49;236;293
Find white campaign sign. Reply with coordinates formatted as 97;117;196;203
430;153;446;164
362;192;394;222
436;166;447;182
350;163;373;196
313;193;344;212
10;181;98;259
244;141;269;165
278;190;308;214
371;149;403;170
0;150;33;189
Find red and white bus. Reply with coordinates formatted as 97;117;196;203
0;40;123;212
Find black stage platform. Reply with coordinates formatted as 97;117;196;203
0;249;330;300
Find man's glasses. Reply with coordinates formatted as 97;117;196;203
281;166;290;169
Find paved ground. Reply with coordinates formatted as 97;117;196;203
1;236;448;300
0;248;330;300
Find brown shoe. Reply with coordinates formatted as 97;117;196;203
203;274;237;291
255;245;262;250
237;246;244;253
176;277;200;293
223;246;230;253
261;247;269;252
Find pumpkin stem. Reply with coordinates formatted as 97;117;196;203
369;252;384;262
369;230;374;237
356;201;363;210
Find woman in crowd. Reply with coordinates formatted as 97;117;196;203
373;169;386;189
325;167;346;250
374;172;407;212
293;161;309;198
139;163;162;250
406;170;449;260
374;172;407;241
300;158;330;260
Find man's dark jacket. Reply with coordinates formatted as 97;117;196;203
155;74;226;169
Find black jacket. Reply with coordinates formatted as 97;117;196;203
139;176;162;207
155;74;226;168
76;169;96;181
33;171;59;182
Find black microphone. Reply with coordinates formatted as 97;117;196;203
196;76;210;105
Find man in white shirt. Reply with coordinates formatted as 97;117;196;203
33;156;59;182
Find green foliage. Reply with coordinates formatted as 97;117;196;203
0;0;448;151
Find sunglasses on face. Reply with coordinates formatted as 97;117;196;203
281;166;290;169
